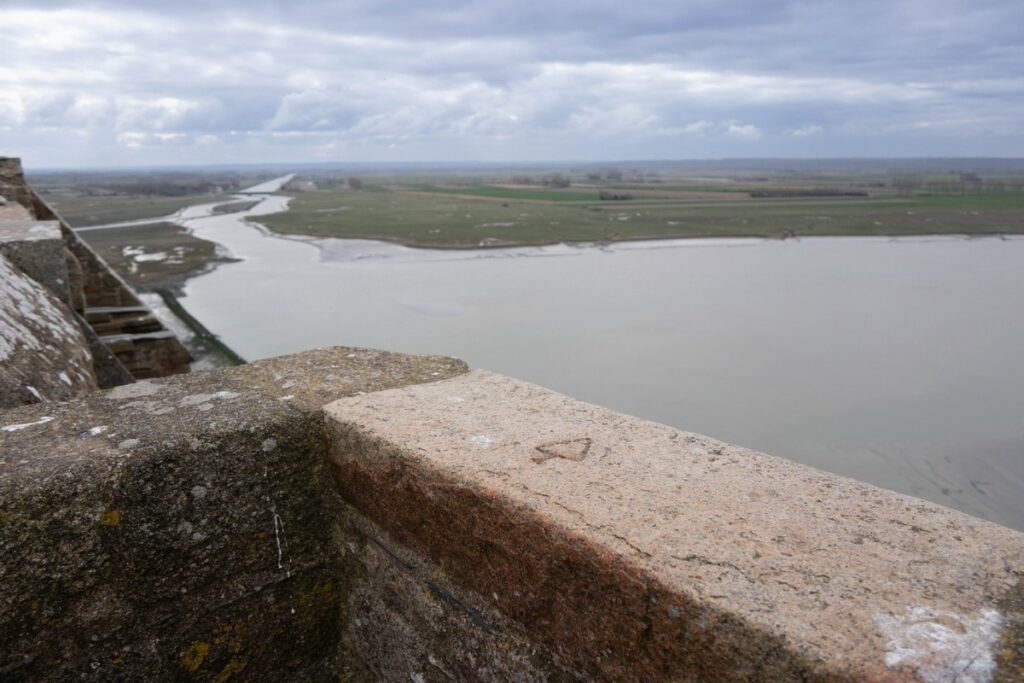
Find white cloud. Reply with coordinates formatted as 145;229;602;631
726;123;761;139
792;125;823;137
116;131;147;148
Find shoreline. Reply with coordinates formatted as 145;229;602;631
82;188;1023;368
150;287;247;366
253;221;1024;253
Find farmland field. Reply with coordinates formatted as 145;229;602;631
46;193;228;227
79;221;234;288
255;182;1024;248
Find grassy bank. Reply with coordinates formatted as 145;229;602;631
78;221;237;288
46;193;229;227
254;185;1024;248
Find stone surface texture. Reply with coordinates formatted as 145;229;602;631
0;253;97;408
326;369;1024;683
0;219;71;305
0;346;468;681
0;158;35;210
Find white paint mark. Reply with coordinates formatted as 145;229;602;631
2;416;54;432
58;372;71;385
25;386;43;402
470;435;494;448
86;425;107;436
874;605;1003;683
213;390;240;399
271;509;289;576
279;395;294;401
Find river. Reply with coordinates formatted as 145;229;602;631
164;187;1024;531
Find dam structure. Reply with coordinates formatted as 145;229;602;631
1;158;1022;682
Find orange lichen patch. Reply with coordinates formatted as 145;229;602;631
298;580;337;610
98;510;121;526
212;658;247;682
212;621;249;650
180;641;210;673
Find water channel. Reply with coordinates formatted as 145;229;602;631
157;185;1024;530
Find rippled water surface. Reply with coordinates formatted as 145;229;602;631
178;195;1024;530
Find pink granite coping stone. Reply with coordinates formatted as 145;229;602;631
326;369;1024;682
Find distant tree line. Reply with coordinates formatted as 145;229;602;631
891;174;1024;196
86;180;239;197
584;169;662;183
509;174;572;188
599;190;634;201
749;189;868;198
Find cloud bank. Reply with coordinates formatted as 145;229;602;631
1;1;1021;167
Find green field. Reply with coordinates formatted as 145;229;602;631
211;199;259;214
79;222;234;288
46;193;227;227
30;164;1024;248
255;185;1024;248
408;184;601;202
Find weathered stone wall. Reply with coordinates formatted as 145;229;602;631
3;349;1023;682
0;157;192;380
0;158;35;211
0;220;71;306
0;347;467;681
0;253;97;408
30;195;144;310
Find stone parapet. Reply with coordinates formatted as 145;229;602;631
0;347;468;681
0;219;71;305
4;349;1022;681
326;370;1024;682
0;157;192;381
0;253;97;408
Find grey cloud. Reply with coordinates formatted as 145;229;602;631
0;0;1021;166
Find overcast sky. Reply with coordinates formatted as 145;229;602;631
2;1;1021;168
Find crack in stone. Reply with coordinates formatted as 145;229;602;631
673;554;756;584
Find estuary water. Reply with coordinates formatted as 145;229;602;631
176;193;1024;531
